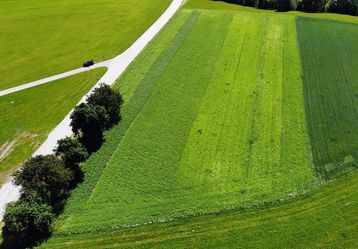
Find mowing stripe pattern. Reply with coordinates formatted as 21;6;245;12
52;10;315;235
297;17;358;179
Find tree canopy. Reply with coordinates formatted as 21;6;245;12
13;155;72;208
70;103;108;152
54;137;88;169
2;200;54;248
87;83;123;128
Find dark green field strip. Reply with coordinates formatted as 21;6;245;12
54;12;200;226
297;16;358;179
176;13;313;206
41;172;358;249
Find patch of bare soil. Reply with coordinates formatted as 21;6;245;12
0;140;16;163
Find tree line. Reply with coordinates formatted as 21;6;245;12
1;84;123;248
223;0;358;15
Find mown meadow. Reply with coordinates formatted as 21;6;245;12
297;17;358;179
0;0;170;90
40;171;358;249
51;8;313;233
41;0;358;247
0;68;106;185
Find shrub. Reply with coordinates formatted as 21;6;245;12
2;200;54;248
87;83;123;128
13;155;72;210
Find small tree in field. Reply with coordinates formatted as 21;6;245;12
87;84;123;128
2;199;53;248
13;155;72;210
70;103;108;152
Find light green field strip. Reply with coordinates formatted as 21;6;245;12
177;14;313;202
297;17;358;178
279;17;315;189
176;14;254;190
0;68;106;184
0;0;170;90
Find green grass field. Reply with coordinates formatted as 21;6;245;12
39;1;358;248
297;17;358;179
48;8;316;234
0;0;170;90
40;172;358;248
0;68;106;185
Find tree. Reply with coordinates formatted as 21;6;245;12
70;103;108;152
2;200;54;248
328;0;358;15
87;84;123;128
257;0;277;9
298;0;327;12
277;0;293;10
19;189;45;205
13;155;72;210
54;137;88;183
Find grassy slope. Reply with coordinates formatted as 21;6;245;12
297;17;358;178
0;0;170;90
41;1;358;248
48;10;199;233
40;171;358;249
54;9;234;232
48;8;314;235
0;68;106;184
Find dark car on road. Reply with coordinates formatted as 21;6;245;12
83;59;94;67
